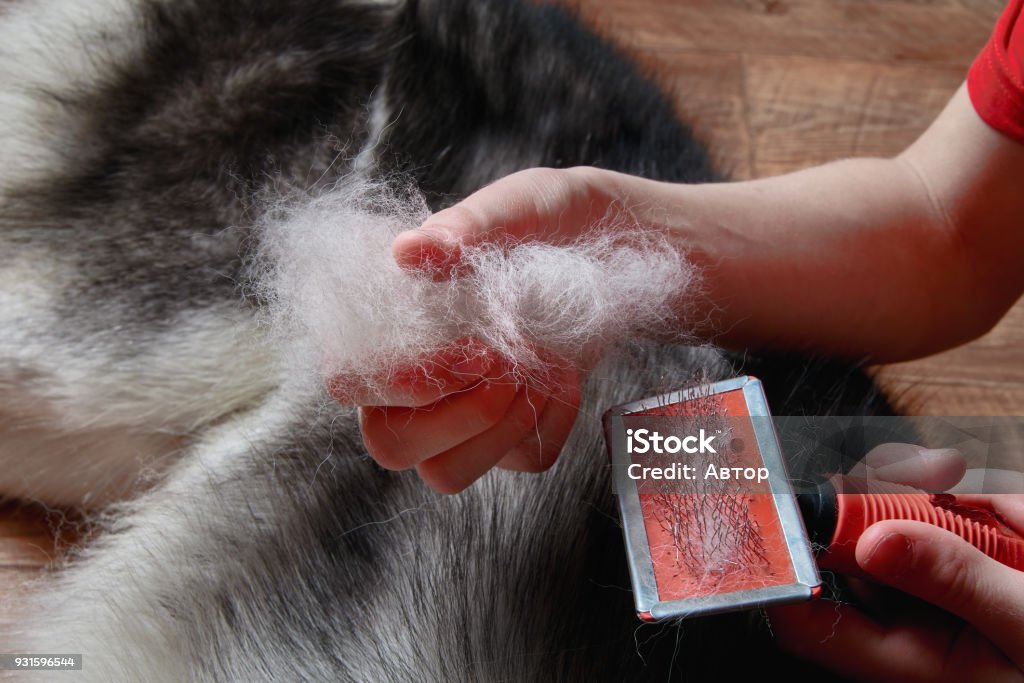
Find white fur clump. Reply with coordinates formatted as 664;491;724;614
256;178;699;400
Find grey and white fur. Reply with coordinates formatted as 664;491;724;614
0;0;891;680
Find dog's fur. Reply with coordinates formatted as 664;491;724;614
0;0;890;679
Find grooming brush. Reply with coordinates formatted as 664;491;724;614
603;376;1024;622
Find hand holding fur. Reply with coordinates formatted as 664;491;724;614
269;172;698;493
258;175;700;405
315;169;696;491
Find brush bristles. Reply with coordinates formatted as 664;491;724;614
636;384;774;596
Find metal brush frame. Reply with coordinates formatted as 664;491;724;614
603;376;821;621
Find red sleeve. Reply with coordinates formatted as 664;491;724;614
967;0;1024;143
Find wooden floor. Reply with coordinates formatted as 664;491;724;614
2;0;1021;623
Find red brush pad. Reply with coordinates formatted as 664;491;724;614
632;388;796;601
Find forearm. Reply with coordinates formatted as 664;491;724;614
603;158;966;361
404;88;1023;362
595;86;1024;361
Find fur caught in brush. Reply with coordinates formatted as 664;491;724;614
0;0;891;680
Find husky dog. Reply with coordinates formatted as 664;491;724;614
0;0;888;679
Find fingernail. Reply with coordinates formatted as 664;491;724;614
862;532;914;578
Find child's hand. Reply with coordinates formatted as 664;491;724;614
770;445;1024;682
341;167;608;494
334;338;581;494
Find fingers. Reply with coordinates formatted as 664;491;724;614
342;332;581;491
856;520;1024;670
951;493;1024;535
496;367;581;473
939;468;1024;535
358;363;520;470
360;366;578;491
415;385;549;494
328;339;496;407
859;443;966;492
392;167;614;276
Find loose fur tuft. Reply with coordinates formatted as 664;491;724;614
255;177;700;399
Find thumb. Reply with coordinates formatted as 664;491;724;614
392;166;613;275
857;519;1024;668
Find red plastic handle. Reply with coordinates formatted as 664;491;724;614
818;480;1024;577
